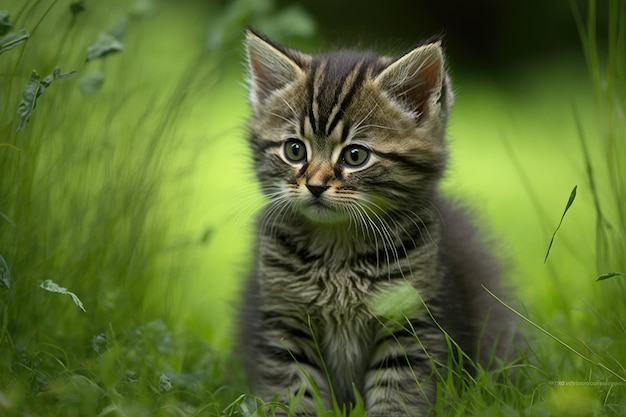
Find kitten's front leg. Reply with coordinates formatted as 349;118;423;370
248;317;331;416
364;320;445;416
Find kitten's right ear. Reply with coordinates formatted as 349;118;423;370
245;29;309;110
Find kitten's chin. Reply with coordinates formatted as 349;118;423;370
299;202;350;224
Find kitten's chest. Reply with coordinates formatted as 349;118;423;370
267;260;376;315
307;266;376;400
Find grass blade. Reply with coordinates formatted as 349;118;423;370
482;285;626;384
0;255;10;289
544;185;577;263
597;271;626;282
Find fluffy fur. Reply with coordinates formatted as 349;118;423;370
238;29;516;416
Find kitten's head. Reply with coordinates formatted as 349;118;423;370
245;29;453;225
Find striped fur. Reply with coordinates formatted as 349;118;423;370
238;29;516;416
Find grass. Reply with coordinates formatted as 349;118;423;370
1;0;625;416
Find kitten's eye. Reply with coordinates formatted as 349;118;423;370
342;145;370;167
284;139;307;163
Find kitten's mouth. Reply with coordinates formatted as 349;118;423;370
300;199;348;224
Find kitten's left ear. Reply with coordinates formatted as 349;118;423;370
374;41;453;122
245;29;310;111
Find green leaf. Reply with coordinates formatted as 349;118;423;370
0;10;12;36
80;72;105;94
0;255;11;289
92;333;107;354
86;33;124;61
544;185;577;263
40;279;86;312
17;70;41;130
17;67;76;130
368;281;422;321
0;28;30;55
597;272;626;281
257;4;317;39
129;0;158;19
159;374;172;393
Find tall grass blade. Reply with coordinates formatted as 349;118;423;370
0;255;10;289
482;285;626;384
597;272;626;282
544;185;577;263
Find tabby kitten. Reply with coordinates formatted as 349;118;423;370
238;29;516;416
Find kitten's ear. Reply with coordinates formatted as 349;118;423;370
245;29;309;110
374;42;453;122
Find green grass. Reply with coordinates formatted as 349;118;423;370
1;0;625;416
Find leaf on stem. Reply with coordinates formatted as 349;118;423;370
17;67;76;130
544;185;577;263
40;279;86;312
0;10;12;36
86;33;124;61
16;71;41;130
0;28;30;55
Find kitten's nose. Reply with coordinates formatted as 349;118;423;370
306;184;329;197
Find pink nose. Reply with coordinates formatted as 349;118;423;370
306;184;329;197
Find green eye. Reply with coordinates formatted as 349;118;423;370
284;139;307;163
342;145;370;167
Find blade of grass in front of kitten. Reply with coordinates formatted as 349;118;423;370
544;185;577;263
482;285;626;383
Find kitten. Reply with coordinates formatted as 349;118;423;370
237;28;516;416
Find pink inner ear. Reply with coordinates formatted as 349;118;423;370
248;46;282;103
250;57;273;100
401;59;442;119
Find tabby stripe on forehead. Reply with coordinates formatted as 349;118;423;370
306;60;319;135
319;60;357;137
326;61;367;138
308;60;328;136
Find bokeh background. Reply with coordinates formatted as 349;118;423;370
1;0;624;415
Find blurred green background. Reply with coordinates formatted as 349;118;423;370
1;0;624;415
